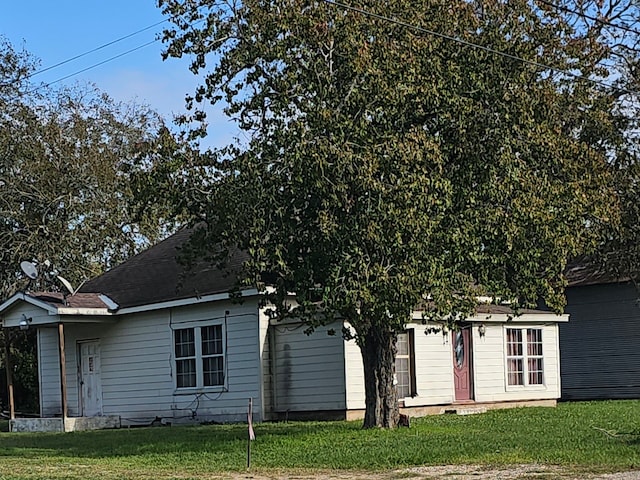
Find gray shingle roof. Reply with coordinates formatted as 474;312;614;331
28;292;113;309
565;262;630;288
79;227;249;309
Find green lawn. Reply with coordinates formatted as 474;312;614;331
0;401;639;479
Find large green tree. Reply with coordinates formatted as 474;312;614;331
159;0;638;427
0;38;184;413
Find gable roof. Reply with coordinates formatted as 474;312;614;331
78;226;250;310
0;291;59;315
0;291;117;317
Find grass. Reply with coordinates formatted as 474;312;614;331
0;400;639;479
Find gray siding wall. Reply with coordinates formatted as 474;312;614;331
38;299;264;424
39;322;110;417
562;282;640;400
38;327;62;416
3;302;55;328
167;301;263;424
272;322;346;412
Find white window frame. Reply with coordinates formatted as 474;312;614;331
173;321;226;392
504;326;545;390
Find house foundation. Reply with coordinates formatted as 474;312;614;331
9;415;121;433
345;399;558;421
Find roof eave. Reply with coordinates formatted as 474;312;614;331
411;311;569;323
116;288;261;315
57;308;116;316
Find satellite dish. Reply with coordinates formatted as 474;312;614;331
20;261;38;280
56;275;75;295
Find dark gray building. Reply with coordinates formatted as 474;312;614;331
561;267;640;400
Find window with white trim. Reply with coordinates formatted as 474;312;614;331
506;328;544;387
174;324;225;389
396;330;416;399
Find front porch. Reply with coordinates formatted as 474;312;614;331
1;291;119;433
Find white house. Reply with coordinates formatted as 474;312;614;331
0;227;567;431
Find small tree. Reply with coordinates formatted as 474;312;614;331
0;37;185;412
159;0;637;427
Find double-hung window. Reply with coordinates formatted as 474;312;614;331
396;330;417;399
174;324;225;389
505;328;544;387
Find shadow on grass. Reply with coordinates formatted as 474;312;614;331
0;421;360;460
1;403;640;471
0;424;249;458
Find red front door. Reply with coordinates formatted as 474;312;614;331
453;328;473;401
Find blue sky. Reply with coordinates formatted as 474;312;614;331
0;1;236;149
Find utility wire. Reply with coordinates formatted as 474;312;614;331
11;1;639;98
536;0;640;37
26;19;170;81
21;14;207;95
7;6;209;92
26;39;159;95
322;0;636;96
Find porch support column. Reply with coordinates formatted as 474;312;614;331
4;331;15;420
57;322;68;422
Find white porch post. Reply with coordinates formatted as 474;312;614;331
4;331;15;420
57;323;68;422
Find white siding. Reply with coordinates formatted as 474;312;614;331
405;326;455;406
345;324;455;409
343;332;363;409
273;322;346;412
62;324;110;417
472;323;561;402
37;299;263;425
35;302;562;422
345;321;561;409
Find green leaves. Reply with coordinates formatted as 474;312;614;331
159;0;637;317
0;39;178;297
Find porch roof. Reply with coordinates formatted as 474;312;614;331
0;291;118;321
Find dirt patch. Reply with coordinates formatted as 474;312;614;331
234;465;640;480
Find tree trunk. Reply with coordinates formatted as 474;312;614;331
360;328;399;428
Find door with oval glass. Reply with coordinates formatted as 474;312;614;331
453;327;473;401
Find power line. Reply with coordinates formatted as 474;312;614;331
322;0;636;96
24;39;158;96
10;2;638;99
26;19;170;81
6;6;209;92
23;13;211;96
